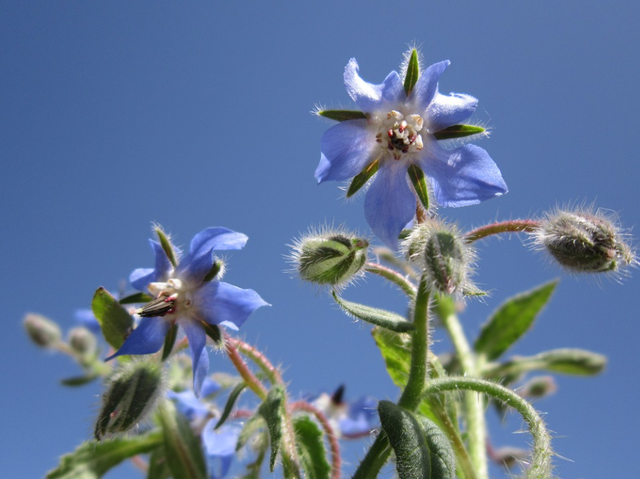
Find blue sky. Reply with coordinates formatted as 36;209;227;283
2;2;639;478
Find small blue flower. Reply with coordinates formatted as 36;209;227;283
310;386;378;438
316;57;508;249
106;227;269;396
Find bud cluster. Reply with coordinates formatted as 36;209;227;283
289;227;369;288
532;208;636;276
403;220;475;296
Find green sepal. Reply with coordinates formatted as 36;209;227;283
46;430;162;479
147;445;171;479
484;348;607;380
407;164;430;211
332;292;415;333
257;386;287;472
155;227;178;268
92;287;134;350
60;373;99;387
433;124;486;140
317;109;367;122
404;49;420;96
474;281;558;361
200;321;222;344
378;401;455;479
215;382;247;430
161;324;178;361
294;416;331;479
119;292;154;305
203;260;223;282
158;401;207;479
347;159;379;198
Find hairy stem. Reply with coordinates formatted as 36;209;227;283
226;336;282;385
365;262;417;298
225;339;268;400
465;220;540;243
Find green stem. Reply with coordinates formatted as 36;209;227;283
365;262;417;299
465;220;540;243
432;406;478;479
423;378;553;479
440;308;488;479
353;276;430;479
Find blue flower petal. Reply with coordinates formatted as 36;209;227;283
340;396;378;437
130;240;173;292
176;228;248;286
364;163;416;250
130;268;155;292
426;92;478;133
181;318;209;398
105;317;169;361
74;309;101;333
316;120;376;183
420;142;508;207
344;59;404;112
409;60;450;111
167;389;210;422
194;281;269;331
202;421;242;479
201;377;222;397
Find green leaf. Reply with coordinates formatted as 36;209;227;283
236;413;266;451
161;324;178;361
403;49;420;96
119;292;154;305
60;373;99;387
433;124;485;140
418;417;456;479
346;159;379;198
294;416;331;479
484;348;607;380
407;164;429;211
333;292;415;333
257;386;286;472
92;287;134;350
317;109;367;121
474;281;558;361
147;446;171;479
155;227;178;267
215;382;247;429
46;431;162;479
158;402;207;479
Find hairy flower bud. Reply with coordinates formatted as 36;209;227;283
403;221;475;295
94;360;165;440
533;208;636;275
290;227;369;287
68;326;98;360
23;313;62;348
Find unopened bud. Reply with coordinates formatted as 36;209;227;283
290;228;369;287
94;360;165;440
404;221;474;295
517;375;557;399
68;327;98;360
23;313;62;348
534;209;636;275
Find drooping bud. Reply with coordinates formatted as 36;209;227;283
290;227;369;287
23;313;62;348
533;208;636;275
68;326;98;362
94;359;165;440
403;221;475;295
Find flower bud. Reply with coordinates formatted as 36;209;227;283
290;228;369;287
94;360;165;440
68;326;98;360
23;313;62;348
517;375;557;399
533;209;636;275
404;221;474;295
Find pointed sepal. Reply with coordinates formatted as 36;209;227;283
407;164;430;211
403;49;420;96
155;226;178;268
332;292;415;333
433;124;486;140
317;109;367;122
346;159;379;198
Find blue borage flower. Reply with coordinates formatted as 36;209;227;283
106;228;269;397
315;54;508;249
309;385;378;438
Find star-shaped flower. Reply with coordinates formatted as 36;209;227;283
316;51;508;249
106;227;269;396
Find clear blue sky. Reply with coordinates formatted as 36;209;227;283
2;2;639;478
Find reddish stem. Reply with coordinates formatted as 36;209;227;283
225;339;268;400
465;220;540;243
225;335;283;385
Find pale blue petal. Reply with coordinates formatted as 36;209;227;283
420;143;508;207
130;268;155;292
104;317;169;361
409;60;450;111
167;390;210;422
340;396;378;437
176;228;248;287
194;281;269;330
201;377;222;397
181;318;209;398
203;422;242;479
316;120;377;183
364;163;416;250
426;92;478;132
129;240;173;292
344;59;403;112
